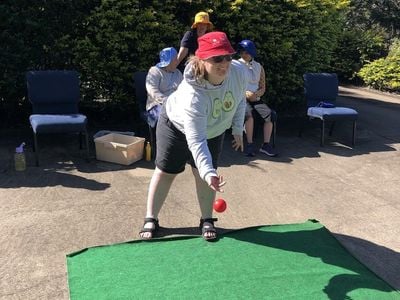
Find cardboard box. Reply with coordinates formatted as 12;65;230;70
94;133;145;165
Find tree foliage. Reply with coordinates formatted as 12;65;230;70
331;0;400;82
346;0;400;39
221;0;346;113
0;0;352;127
0;0;100;126
358;39;400;91
73;0;183;104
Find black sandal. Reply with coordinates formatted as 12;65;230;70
139;217;159;239
199;218;218;241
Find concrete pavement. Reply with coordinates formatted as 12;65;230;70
0;86;399;299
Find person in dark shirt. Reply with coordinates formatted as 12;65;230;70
176;11;213;72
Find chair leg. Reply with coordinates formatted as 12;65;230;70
33;132;39;166
298;116;307;137
79;132;83;149
352;121;357;147
272;120;276;148
329;121;335;136
320;120;325;147
84;129;90;161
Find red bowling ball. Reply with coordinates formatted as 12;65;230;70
213;198;227;213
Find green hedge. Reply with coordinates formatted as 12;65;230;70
358;39;400;91
0;0;100;127
220;0;346;114
331;28;386;82
0;0;348;128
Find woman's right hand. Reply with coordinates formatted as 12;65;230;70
207;175;226;192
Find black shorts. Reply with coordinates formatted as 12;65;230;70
155;108;225;174
246;101;271;122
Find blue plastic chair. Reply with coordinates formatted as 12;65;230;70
300;73;358;146
26;70;89;166
133;71;156;159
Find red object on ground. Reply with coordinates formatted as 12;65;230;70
213;198;227;213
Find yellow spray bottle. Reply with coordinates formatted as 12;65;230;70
145;142;151;161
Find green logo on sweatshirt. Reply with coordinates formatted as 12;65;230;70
222;91;234;112
212;91;235;118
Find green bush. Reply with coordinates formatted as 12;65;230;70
0;0;349;127
331;0;399;83
0;0;100;127
332;28;386;81
221;0;346;114
358;39;400;91
73;0;183;105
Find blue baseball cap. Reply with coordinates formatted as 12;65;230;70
156;47;177;68
238;40;257;58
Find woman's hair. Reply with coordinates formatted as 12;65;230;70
187;55;207;82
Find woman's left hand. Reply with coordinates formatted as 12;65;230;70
232;134;244;152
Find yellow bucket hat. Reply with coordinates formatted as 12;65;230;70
191;11;213;30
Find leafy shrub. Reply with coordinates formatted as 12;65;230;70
0;0;349;128
332;28;386;81
358;39;400;91
73;0;183;105
331;0;399;83
220;0;347;114
0;0;100;127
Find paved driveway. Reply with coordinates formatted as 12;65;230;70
0;86;399;299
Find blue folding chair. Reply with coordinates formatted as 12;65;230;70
133;71;156;159
300;73;358;146
26;70;89;166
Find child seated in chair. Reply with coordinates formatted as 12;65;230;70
146;47;183;128
237;40;277;157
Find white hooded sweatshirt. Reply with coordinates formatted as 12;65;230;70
166;60;247;181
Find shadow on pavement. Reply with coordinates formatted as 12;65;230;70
0;134;108;189
1;87;399;180
0;167;111;190
0;130;155;189
220;90;400;167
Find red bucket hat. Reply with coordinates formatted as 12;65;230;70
195;31;235;60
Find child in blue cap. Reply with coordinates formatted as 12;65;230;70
145;47;183;128
237;40;277;157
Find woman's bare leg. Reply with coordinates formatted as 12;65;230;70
140;167;177;238
191;167;216;239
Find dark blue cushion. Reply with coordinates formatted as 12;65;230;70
308;107;358;121
29;114;87;133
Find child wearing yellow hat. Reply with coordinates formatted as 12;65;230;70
176;11;213;71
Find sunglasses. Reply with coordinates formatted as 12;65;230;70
210;55;233;63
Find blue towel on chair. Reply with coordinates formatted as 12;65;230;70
317;101;335;108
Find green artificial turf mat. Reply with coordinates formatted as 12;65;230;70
67;220;399;299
